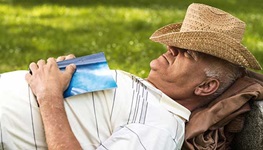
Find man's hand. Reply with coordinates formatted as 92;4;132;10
25;54;82;150
25;55;76;106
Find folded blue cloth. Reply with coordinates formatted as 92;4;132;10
58;52;117;98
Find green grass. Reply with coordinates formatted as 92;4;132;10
1;0;263;77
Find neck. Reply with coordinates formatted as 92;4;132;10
176;97;208;112
145;78;210;112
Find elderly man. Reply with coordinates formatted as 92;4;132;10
0;3;261;150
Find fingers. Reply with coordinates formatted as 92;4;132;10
28;56;72;75
62;64;76;91
56;54;76;62
25;72;32;84
37;59;45;68
47;57;57;64
29;62;38;73
26;59;49;83
64;64;76;77
56;56;65;62
26;55;76;86
66;64;76;72
66;54;76;60
27;60;45;84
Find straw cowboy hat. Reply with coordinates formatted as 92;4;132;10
150;3;262;70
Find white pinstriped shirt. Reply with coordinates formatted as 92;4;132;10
0;70;190;150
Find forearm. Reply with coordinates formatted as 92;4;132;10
26;56;79;149
39;95;82;150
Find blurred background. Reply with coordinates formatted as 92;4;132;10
0;0;262;77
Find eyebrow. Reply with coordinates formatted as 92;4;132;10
168;46;199;61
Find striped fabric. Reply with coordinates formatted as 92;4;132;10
0;70;190;150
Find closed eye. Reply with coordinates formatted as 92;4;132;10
185;50;198;61
184;50;193;58
167;46;198;61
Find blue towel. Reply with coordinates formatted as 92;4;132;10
58;52;117;98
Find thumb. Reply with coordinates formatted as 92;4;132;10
63;64;76;91
64;64;76;81
65;64;76;76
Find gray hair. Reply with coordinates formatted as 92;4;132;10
204;60;244;100
192;50;244;101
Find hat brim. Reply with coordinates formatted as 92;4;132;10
150;23;262;70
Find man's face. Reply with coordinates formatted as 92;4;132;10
147;46;208;100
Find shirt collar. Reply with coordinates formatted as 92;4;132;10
141;79;191;121
121;70;191;121
160;93;191;121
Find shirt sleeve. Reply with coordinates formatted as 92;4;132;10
96;123;182;150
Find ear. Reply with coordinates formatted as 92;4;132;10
194;78;220;96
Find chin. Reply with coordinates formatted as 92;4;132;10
146;70;154;80
147;69;160;83
146;73;158;88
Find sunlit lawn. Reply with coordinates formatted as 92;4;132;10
1;0;263;77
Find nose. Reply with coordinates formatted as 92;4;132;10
167;46;179;56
